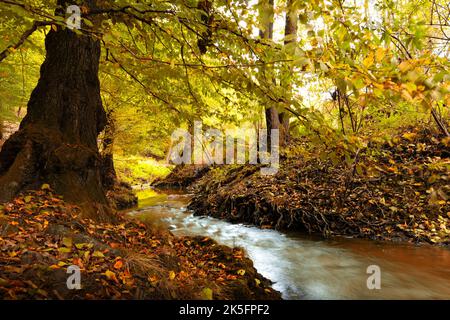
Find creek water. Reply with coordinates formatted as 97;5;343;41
129;189;450;300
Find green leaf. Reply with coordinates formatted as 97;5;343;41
83;18;94;28
62;237;73;248
75;243;89;249
57;247;71;253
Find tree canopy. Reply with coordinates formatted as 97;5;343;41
1;0;448;160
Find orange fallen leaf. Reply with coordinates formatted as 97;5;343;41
114;260;123;270
109;242;121;249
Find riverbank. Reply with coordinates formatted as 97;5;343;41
161;127;449;245
0;187;280;299
132;189;450;299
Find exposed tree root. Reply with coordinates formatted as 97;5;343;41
187;128;450;245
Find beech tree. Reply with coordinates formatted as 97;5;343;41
0;0;111;218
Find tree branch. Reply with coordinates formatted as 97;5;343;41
0;21;51;63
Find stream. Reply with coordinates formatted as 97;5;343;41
129;189;450;300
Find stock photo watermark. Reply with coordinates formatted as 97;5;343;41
366;265;381;290
66;265;81;290
66;4;81;30
168;121;279;175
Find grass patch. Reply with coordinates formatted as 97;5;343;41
114;155;172;186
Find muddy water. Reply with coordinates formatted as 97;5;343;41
129;190;450;300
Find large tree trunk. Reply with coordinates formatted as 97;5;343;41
0;1;112;220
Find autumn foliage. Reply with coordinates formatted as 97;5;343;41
0;187;279;300
188;126;450;244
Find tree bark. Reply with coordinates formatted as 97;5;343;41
259;0;280;150
265;106;280;150
260;0;297;148
100;111;117;189
279;0;298;147
0;1;113;220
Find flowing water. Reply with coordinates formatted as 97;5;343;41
129;189;450;300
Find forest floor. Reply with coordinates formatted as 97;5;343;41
162;127;450;245
0;187;280;300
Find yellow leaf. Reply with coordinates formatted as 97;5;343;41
41;183;51;190
75;243;89;249
57;247;71;253
402;132;417;141
237;269;246;276
363;53;374;68
375;48;385;62
92;251;105;258
104;270;118;283
62;237;73;248
169;270;176;280
398;60;412;73
201;288;213;300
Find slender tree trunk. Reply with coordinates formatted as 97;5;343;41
279;112;290;145
260;0;296;148
279;0;298;146
259;0;280;150
265;106;280;134
0;0;112;220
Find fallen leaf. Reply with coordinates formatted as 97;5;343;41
237;269;246;276
104;270;118;283
201;288;213;300
114;260;123;270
